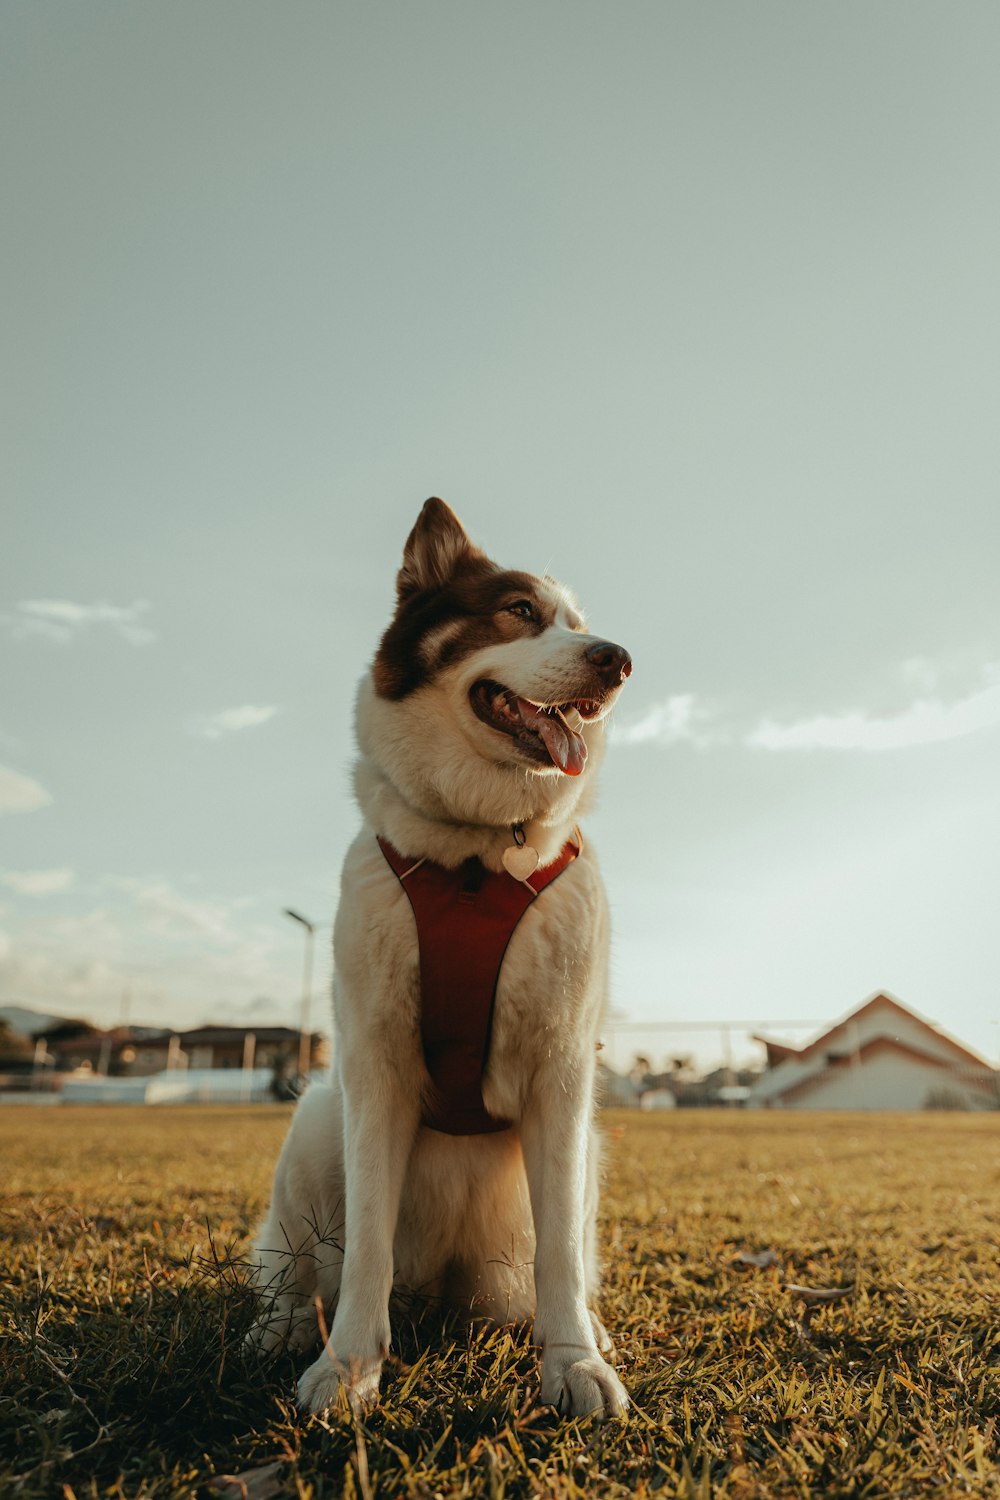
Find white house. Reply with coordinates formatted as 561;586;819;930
749;992;997;1111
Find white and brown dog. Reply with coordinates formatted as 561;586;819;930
249;497;632;1418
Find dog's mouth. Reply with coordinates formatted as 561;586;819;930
469;680;605;776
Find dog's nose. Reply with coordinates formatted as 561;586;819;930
585;640;632;684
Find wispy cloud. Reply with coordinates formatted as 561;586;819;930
748;668;1000;752
189;705;280;740
616;662;1000;756
116;879;238;942
2;598;156;646
1;867;75;897
0;764;52;814
0;881;296;1031
614;693;720;748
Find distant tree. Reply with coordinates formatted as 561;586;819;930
34;1018;99;1045
628;1054;652;1086
0;1020;33;1064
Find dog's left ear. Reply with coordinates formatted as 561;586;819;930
397;498;484;598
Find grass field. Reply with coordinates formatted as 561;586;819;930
2;1105;998;1498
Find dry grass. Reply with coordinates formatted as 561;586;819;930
2;1105;999;1497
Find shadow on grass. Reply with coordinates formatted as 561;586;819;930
0;1234;580;1498
0;1239;295;1495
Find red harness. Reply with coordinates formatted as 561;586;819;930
378;834;580;1135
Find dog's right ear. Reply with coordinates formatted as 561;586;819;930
397;498;484;599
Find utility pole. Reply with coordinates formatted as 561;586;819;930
284;909;316;1083
241;1030;257;1102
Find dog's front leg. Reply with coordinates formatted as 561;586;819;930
296;1066;419;1415
521;1065;629;1420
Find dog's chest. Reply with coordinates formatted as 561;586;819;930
379;838;582;1133
487;859;607;1094
335;835;607;1127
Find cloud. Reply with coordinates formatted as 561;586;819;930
615;662;1000;756
0;907;129;1011
899;656;942;693
3;599;155;646
0;887;297;1033
1;868;75;897
748;668;1000;752
614;694;722;749
0;764;52;814
190;705;280;740
114;878;238;942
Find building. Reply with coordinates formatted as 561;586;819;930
37;1025;328;1078
749;992;997;1111
136;1026;329;1073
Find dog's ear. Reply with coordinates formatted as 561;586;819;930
397;498;484;598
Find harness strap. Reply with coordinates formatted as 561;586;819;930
378;834;580;1135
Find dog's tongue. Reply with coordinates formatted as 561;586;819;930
515;698;588;776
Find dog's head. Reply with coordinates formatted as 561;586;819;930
357;498;631;830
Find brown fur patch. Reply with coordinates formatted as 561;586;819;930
373;561;557;700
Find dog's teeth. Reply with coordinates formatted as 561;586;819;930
563;707;584;731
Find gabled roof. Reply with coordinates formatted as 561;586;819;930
752;1036;800;1068
764;992;992;1073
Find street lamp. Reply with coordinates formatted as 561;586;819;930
284;908;316;1083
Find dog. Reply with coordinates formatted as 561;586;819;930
248;497;632;1419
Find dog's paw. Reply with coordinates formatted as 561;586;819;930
542;1352;630;1419
296;1351;382;1416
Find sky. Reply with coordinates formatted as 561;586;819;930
2;3;999;1071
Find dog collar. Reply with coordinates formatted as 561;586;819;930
378;833;581;1135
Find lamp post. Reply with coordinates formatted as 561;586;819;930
284;908;316;1084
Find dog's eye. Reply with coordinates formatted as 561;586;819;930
506;600;536;620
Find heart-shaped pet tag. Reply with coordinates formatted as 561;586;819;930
502;844;540;881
